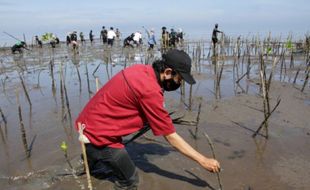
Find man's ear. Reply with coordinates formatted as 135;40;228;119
163;68;173;79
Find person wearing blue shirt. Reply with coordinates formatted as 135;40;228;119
144;28;156;50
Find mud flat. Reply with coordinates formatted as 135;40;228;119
0;38;309;189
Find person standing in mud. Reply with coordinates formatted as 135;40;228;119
107;27;117;47
35;35;42;48
80;32;86;44
66;33;71;46
169;28;177;48
89;30;94;43
161;26;169;51
176;28;184;46
211;23;223;49
115;28;121;39
144;27;156;50
75;49;221;190
55;36;60;45
133;31;142;47
70;31;78;51
100;26;108;44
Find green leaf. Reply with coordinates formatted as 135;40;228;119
60;141;68;152
267;47;272;55
41;33;55;42
286;40;292;49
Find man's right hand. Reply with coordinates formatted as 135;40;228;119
198;157;221;173
164;132;221;173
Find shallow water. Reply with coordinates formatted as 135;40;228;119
0;40;309;189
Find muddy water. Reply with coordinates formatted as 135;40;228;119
0;40;309;189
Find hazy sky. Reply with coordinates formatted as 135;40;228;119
1;0;309;45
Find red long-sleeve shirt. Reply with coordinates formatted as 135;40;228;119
75;64;175;148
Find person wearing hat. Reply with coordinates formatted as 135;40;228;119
75;49;220;190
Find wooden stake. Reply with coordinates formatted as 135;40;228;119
76;65;82;93
204;132;223;190
95;77;100;92
188;84;193;111
194;102;202;138
16;89;30;157
19;74;32;108
253;98;281;138
301;64;309;92
63;80;72;125
78;123;93;190
0;107;7;126
85;64;92;99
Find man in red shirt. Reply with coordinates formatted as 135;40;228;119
75;49;220;190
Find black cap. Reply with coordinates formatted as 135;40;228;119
162;49;196;84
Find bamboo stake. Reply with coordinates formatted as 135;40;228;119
0;123;5;144
50;60;55;92
95;77;100;92
16;89;30;157
0;107;7;127
193;102;202;138
261;70;269;135
63;79;72;126
85;64;92;99
78;123;93;190
188;84;193;111
216;61;225;88
235;70;250;84
204;132;223;190
293;68;301;84
301;66;309;92
92;63;101;76
253;98;281;138
59;62;65;118
75;65;82;93
259;54;271;136
19;74;32;108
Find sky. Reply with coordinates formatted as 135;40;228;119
0;0;309;46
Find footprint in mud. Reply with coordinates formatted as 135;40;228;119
213;138;231;147
227;150;246;160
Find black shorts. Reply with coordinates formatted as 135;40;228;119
108;39;114;46
212;37;218;44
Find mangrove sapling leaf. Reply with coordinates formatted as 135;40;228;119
267;47;272;55
286;40;292;49
60;141;68;152
60;141;73;169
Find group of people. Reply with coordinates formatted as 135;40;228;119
11;24;223;55
9;24;224;190
66;31;79;50
161;27;184;49
123;31;143;48
99;26;121;46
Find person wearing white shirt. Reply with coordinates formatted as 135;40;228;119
133;31;142;46
107;27;117;46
